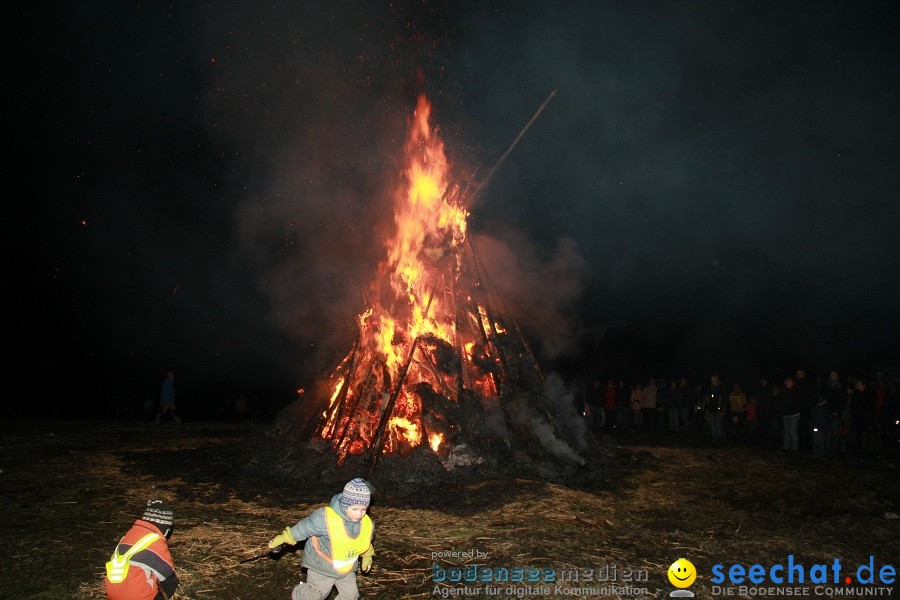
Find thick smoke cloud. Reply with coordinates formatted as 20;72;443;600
444;2;900;378
195;2;431;376
473;231;590;361
536;373;588;464
18;1;898;414
213;0;899;383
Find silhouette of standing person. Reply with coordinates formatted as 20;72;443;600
705;374;727;444
155;371;182;424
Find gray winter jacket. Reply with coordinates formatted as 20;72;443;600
289;493;374;578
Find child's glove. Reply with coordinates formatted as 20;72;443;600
360;545;374;573
267;527;297;549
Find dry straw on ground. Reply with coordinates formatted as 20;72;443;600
2;421;898;600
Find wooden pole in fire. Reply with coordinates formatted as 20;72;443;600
469;236;545;386
304;348;354;441
467;237;514;386
365;286;438;477
333;363;376;457
469;89;557;203
450;275;469;401
324;332;361;438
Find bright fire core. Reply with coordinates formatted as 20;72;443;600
315;95;507;465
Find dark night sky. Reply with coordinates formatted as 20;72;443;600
12;1;900;417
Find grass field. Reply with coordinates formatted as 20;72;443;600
1;420;897;600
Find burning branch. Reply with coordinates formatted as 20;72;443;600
366;287;437;476
302;91;560;474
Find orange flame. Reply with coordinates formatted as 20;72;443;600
389;416;420;445
317;94;498;463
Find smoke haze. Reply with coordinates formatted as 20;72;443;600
13;1;899;414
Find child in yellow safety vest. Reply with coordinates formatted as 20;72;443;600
105;500;178;600
268;478;375;600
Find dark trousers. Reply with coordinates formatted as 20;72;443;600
642;408;655;431
604;408;617;431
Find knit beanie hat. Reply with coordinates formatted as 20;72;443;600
339;478;371;512
142;499;174;528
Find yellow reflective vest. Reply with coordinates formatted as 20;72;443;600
310;507;373;573
105;532;161;583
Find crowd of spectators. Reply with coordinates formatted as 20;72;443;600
579;370;900;459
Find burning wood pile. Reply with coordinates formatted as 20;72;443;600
278;94;596;486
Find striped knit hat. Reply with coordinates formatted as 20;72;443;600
142;499;174;527
339;478;371;511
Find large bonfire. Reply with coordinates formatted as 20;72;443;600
278;94;592;483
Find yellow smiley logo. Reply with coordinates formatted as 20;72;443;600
668;558;696;588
